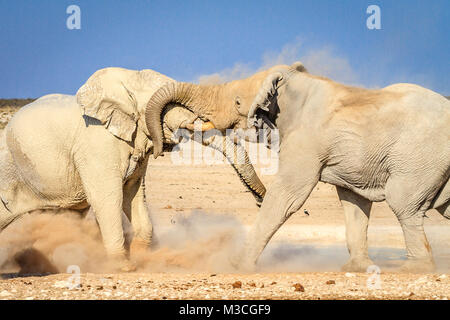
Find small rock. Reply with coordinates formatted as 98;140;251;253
293;283;305;292
96;286;104;290
163;205;172;209
345;273;356;278
53;281;68;289
270;282;277;285
0;290;11;297
326;280;336;285
232;281;242;289
248;282;256;287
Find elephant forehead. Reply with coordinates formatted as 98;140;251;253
77;80;103;109
127;69;175;92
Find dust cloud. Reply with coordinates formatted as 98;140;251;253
0;210;352;275
0;211;111;274
0;210;448;275
0;211;247;275
196;37;360;85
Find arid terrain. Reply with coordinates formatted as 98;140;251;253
0;102;449;300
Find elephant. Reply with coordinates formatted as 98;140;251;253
0;67;266;271
224;62;449;272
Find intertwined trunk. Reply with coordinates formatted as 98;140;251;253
145;81;267;202
145;82;219;158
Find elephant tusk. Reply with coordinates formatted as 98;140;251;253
185;121;215;131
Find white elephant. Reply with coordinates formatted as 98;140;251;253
0;67;266;271
230;62;450;272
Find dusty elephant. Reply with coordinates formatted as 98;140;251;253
0;67;266;271
232;62;449;272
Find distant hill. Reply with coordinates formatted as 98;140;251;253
446;96;450;100
0;99;35;108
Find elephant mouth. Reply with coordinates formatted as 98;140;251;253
183;121;215;132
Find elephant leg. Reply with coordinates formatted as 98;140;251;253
433;178;450;219
336;186;374;272
76;163;134;271
236;151;321;270
123;175;152;256
397;214;435;272
385;178;435;272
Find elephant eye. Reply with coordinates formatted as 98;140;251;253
235;96;241;105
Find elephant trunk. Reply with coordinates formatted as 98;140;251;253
207;135;266;204
145;82;216;158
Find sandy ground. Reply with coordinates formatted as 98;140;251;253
0;106;449;300
0;272;449;300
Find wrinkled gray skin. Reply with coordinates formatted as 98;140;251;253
236;62;450;272
0;68;265;271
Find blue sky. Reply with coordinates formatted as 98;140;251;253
0;0;448;98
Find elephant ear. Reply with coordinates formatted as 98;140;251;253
247;72;284;128
247;62;306;128
291;61;307;73
76;69;138;142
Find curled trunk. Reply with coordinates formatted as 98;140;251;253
145;82;215;158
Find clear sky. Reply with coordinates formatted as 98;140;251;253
0;0;448;98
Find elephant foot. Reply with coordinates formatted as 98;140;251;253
398;259;435;273
130;239;150;258
229;252;257;273
341;257;375;272
110;254;137;272
119;260;137;272
228;254;241;271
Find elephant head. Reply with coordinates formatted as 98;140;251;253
76;67;174;142
247;61;307;130
144;62;306;159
